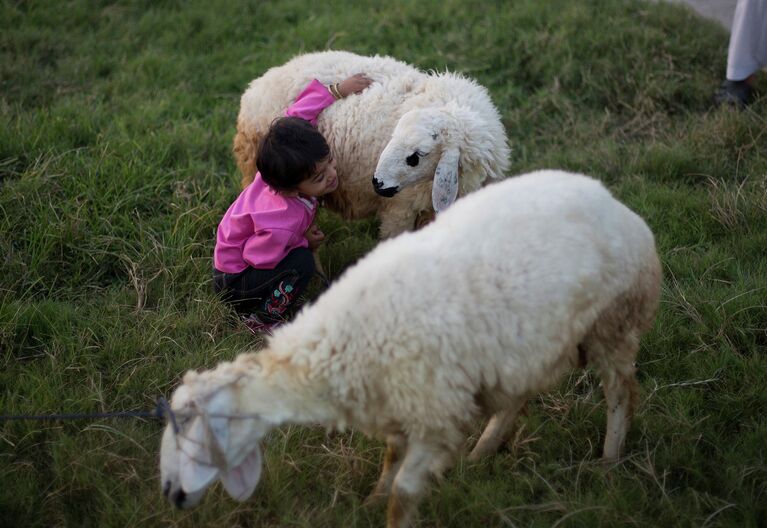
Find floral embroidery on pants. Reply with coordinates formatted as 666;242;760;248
264;280;295;317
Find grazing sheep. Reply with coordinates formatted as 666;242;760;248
160;170;661;527
233;50;510;238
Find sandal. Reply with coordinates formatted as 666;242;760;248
240;313;283;336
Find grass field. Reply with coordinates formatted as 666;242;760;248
1;0;766;526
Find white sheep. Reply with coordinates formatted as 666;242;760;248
160;170;661;527
233;50;511;237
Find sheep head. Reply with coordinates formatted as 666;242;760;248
160;367;271;509
372;106;465;213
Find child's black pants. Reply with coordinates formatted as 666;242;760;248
213;247;315;322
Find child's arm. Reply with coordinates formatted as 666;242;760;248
285;74;373;124
305;223;325;251
284;80;334;125
334;74;374;98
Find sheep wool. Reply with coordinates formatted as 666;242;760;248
233;50;511;237
161;170;661;528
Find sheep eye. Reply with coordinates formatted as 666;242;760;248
406;152;419;167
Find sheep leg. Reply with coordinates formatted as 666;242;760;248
467;398;526;461
365;434;407;505
386;439;452;528
601;364;638;462
591;337;639;462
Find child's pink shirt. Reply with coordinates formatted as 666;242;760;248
214;79;335;273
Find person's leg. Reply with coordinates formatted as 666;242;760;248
726;0;767;82
224;247;316;322
716;0;767;107
212;268;235;302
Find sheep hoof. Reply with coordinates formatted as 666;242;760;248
466;450;483;462
466;448;496;462
363;491;388;507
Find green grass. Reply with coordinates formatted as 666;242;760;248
1;0;766;526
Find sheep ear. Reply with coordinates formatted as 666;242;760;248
220;446;263;501
178;418;220;494
177;388;234;494
432;147;459;212
204;388;235;459
205;416;230;461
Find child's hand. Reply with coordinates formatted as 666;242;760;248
305;223;325;250
337;73;373;97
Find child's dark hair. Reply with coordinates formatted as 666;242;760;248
256;117;330;191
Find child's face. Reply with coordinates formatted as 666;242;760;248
295;155;338;197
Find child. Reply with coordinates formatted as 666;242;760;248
213;73;373;334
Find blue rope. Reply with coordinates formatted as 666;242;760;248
0;398;263;435
0;397;176;431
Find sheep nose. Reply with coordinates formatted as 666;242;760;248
372;177;399;197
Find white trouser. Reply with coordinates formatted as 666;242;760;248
727;0;767;81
